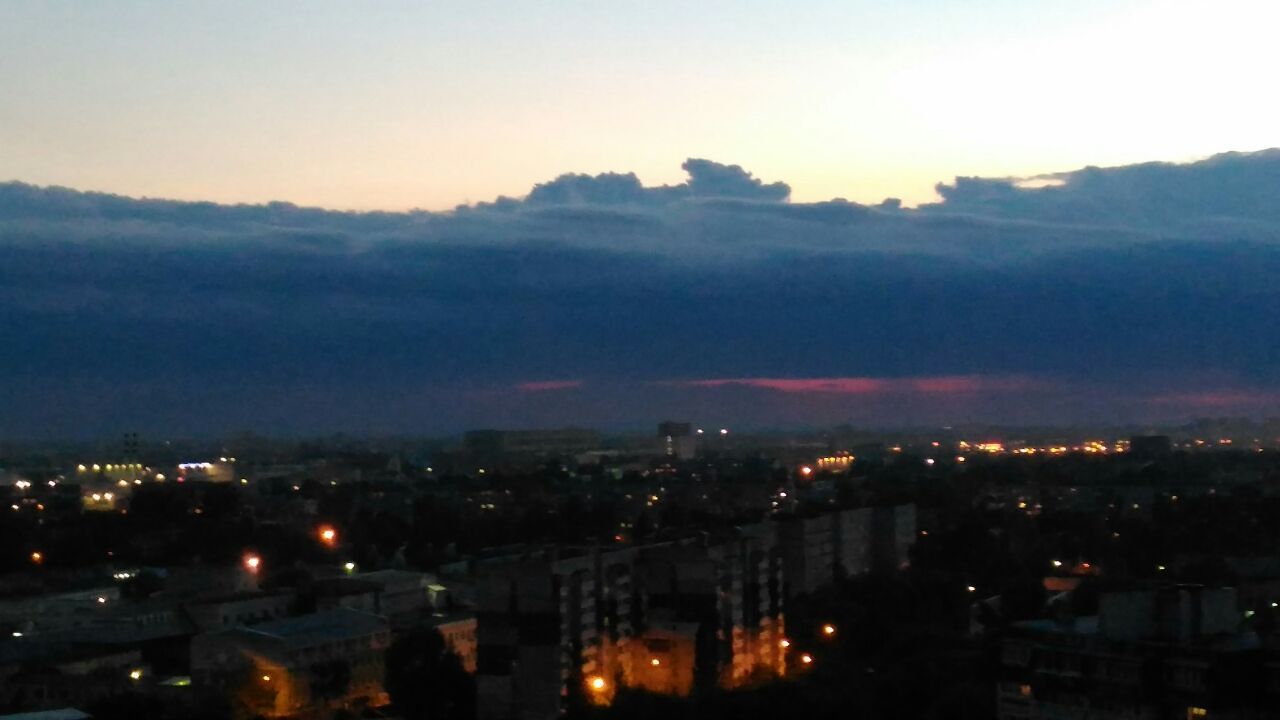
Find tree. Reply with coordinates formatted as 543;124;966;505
225;664;278;720
310;659;352;706
385;628;474;720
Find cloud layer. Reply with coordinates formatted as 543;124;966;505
3;153;1280;437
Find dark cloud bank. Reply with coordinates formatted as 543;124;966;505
3;151;1280;437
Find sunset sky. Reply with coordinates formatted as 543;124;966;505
4;0;1278;210
4;1;1280;437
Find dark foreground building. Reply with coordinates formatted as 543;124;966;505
998;586;1280;720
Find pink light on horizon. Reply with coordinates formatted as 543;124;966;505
683;377;888;394
672;374;1036;396
515;380;585;392
1149;390;1280;408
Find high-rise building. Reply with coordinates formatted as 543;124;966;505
475;528;785;720
657;421;696;460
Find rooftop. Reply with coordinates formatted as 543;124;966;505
0;710;92;720
237;608;387;648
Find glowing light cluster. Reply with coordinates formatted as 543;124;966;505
814;454;854;469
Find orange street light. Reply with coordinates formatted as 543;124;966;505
318;525;338;546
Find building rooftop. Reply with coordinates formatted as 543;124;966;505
427;611;476;627
237;608;387;648
0;710;92;720
186;589;294;606
353;569;434;587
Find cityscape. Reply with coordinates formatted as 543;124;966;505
4;423;1280;719
5;2;1280;719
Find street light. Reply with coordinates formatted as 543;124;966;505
318;525;338;546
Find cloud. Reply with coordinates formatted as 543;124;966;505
927;148;1280;235
681;158;790;201
3;149;1280;436
517;157;789;207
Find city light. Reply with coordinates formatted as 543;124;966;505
262;675;271;683
822;624;836;637
779;638;790;648
30;551;42;565
243;554;261;573
800;654;813;665
318;526;338;546
800;466;813;476
967;585;977;593
589;676;607;691
130;669;142;681
344;562;356;573
650;658;661;666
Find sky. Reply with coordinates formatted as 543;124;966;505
4;150;1280;437
3;0;1280;211
3;1;1280;439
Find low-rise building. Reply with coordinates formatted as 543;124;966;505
184;590;296;633
430;613;478;673
191;608;390;718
